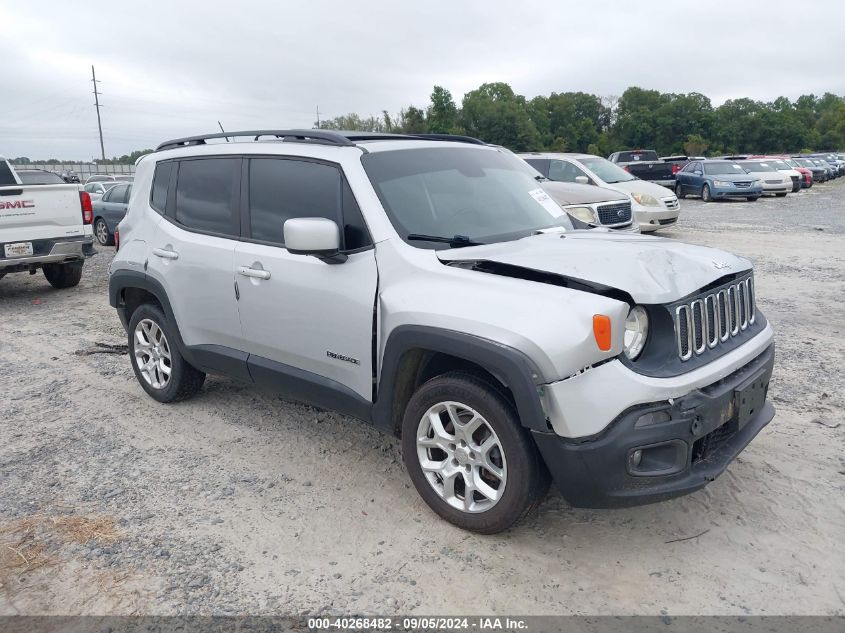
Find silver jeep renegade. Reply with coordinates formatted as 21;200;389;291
109;130;775;534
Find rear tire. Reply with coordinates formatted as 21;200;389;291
674;182;686;199
401;371;549;534
128;303;205;403
42;261;83;288
701;183;713;202
94;218;114;246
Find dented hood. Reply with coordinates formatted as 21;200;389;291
437;231;751;304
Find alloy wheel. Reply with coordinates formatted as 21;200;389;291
95;219;109;245
133;318;172;389
416;401;507;513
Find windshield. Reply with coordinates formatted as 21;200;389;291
361;147;574;247
703;162;745;175
17;171;65;184
738;161;776;172
579;156;636;184
770;160;790;170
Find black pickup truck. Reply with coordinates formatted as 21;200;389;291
608;149;675;187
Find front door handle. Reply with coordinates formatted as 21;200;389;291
238;266;271;280
152;248;179;260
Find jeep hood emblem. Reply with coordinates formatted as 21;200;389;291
712;261;731;270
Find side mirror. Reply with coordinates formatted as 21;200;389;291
284;217;347;264
694;170;702;175
574;175;590;185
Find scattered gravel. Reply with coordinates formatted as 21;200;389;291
0;181;843;615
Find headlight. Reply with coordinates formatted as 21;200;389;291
624;305;649;360
566;206;597;224
631;193;661;207
713;180;733;187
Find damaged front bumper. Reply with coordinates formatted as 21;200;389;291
532;344;775;508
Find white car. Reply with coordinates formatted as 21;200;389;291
108;130;775;534
753;159;802;193
82;181;121;200
735;160;791;196
520;153;681;232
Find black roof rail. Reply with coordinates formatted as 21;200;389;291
155;129;489;152
155;129;355;152
411;133;487;145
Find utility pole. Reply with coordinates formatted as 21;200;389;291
316;104;321;129
91;65;105;162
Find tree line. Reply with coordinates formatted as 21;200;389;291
10;84;844;163
318;84;845;156
8;149;153;166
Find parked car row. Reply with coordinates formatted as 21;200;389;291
520;152;681;232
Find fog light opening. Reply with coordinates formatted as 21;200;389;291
630;449;643;468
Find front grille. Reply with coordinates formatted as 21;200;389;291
765;179;782;184
658;218;676;225
662;197;680;211
734;181;752;188
596;201;632;225
675;275;755;361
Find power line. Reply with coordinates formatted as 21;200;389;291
91;65;105;161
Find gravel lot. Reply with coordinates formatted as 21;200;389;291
1;180;843;616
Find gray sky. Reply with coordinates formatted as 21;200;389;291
2;0;843;161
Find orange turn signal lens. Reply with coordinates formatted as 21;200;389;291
593;314;612;351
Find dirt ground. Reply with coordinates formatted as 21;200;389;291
1;180;843;617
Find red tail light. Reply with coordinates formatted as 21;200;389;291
80;191;93;224
623;165;630;172
671;164;681;174
114;228;120;251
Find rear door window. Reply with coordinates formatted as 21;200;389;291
548;160;588;183
107;184;129;202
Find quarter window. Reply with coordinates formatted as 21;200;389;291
174;158;239;236
151;161;173;213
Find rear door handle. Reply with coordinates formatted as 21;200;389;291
238;266;271;280
152;248;179;260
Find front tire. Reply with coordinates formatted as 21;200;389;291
94;218;114;246
776;192;787;197
401;372;548;534
674;182;686;199
43;261;83;288
128;303;205;403
701;183;713;202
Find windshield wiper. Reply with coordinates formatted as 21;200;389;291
407;234;484;248
534;175;548;182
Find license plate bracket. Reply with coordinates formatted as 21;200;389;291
734;373;768;429
4;242;34;258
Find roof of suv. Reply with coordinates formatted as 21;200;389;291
518;152;597;160
154;129;490;155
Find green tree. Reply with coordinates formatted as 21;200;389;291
426;86;459;134
460;82;540;150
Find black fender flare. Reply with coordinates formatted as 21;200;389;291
108;269;195;365
372;325;548;434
